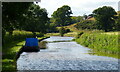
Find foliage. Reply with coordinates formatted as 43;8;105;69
74;20;97;30
64;32;78;37
22;4;49;35
88;14;94;17
2;3;49;38
65;29;71;33
83;14;88;20
93;6;117;32
2;30;32;71
2;2;32;35
2;59;16;71
59;27;66;36
47;18;59;33
45;33;60;37
3;30;41;48
114;14;120;31
71;16;83;24
58;27;71;36
52;5;72;26
76;32;84;38
2;30;46;71
75;33;118;54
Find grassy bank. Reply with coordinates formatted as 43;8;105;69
75;32;119;58
2;30;47;71
45;33;60;37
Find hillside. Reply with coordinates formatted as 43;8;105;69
117;11;120;14
87;17;95;21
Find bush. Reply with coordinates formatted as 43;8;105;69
65;29;71;33
59;27;66;36
76;32;84;38
36;32;44;37
74;20;97;30
3;30;33;48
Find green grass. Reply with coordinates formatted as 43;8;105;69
101;32;119;35
64;32;77;37
2;59;16;71
75;32;119;58
88;49;119;59
2;30;46;71
45;33;60;36
45;32;78;37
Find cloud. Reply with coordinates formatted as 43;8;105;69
38;0;119;17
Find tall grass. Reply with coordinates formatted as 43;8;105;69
75;33;119;54
2;30;44;71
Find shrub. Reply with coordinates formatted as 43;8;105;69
76;32;84;38
65;29;71;33
59;27;66;37
36;32;44;37
74;20;97;30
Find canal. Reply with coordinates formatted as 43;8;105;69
17;36;118;70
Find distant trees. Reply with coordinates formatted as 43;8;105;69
75;20;97;30
3;2;119;39
47;18;59;33
59;27;65;37
52;5;73;26
83;14;88;20
71;16;83;24
51;5;72;36
88;14;94;17
93;6;117;32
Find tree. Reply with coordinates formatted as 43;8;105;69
83;14;87;20
52;5;72;26
22;4;49;36
115;14;120;31
75;20;97;30
59;27;66;37
93;6;117;32
2;2;32;35
71;16;83;24
88;14;94;17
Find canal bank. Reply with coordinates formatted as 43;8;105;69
74;32;119;59
2;36;49;72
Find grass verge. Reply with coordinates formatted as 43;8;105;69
2;30;47;71
75;32;119;59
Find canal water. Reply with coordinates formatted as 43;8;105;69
17;36;118;70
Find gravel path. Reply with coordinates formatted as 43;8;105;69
17;36;119;70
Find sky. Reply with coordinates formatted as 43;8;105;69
38;0;119;17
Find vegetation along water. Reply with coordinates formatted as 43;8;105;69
2;2;120;71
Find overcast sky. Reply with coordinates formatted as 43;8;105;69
38;0;119;17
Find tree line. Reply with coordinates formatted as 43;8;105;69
2;2;120;38
51;5;119;32
2;2;49;38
